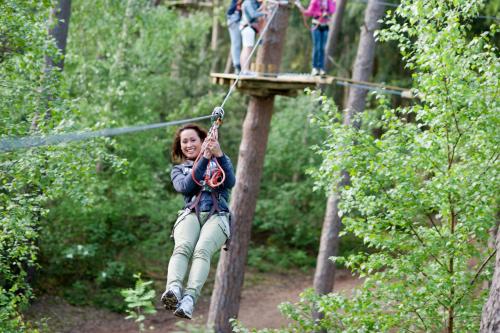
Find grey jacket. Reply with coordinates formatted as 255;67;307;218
170;155;236;212
241;0;264;27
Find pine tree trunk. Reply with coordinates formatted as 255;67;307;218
312;0;385;330
480;227;500;332
210;0;222;72
313;193;342;294
45;0;72;71
207;5;290;333
324;0;347;71
345;0;385;124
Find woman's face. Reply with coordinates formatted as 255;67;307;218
180;129;202;160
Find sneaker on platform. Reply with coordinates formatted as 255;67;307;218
311;68;319;76
319;69;326;76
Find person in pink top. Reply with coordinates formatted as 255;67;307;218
296;0;336;75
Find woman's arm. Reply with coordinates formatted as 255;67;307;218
243;0;264;21
328;0;336;15
303;0;319;17
170;158;209;194
206;139;236;189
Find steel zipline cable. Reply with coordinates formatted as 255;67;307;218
0;115;212;153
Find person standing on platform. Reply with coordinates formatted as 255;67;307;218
296;0;336;76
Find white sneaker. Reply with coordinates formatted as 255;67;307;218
174;294;195;319
311;68;319;76
319;69;326;76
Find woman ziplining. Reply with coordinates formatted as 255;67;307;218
161;110;236;319
295;0;336;76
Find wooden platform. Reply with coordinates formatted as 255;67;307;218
211;72;414;98
163;0;213;8
211;73;334;97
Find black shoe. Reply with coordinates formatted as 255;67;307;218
161;286;182;311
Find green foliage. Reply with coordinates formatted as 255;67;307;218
36;0;218;309
269;1;498;332
1;1;106;330
121;273;157;332
250;95;328;270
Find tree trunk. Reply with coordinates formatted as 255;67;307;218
210;0;222;72
112;0;135;73
324;0;347;72
45;0;72;71
312;0;385;330
480;227;500;332
344;0;385;125
313;191;342;294
207;5;290;333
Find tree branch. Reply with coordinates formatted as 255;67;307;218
408;224;449;272
470;249;497;287
427;213;443;238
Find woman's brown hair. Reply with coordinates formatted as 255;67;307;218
171;123;207;163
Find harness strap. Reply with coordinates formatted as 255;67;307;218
188;190;222;223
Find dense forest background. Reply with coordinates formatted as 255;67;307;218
1;0;499;332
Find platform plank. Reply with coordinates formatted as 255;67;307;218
210;72;413;99
210;73;331;96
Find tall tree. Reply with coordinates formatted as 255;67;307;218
207;4;291;332
284;0;499;331
480;227;500;332
312;0;385;329
344;0;385;121
210;0;222;72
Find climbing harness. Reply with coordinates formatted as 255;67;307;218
295;0;331;31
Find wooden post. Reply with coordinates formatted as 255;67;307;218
207;4;290;333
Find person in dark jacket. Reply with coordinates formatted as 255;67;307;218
161;123;235;319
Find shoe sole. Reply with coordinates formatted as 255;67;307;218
161;291;179;311
174;308;192;320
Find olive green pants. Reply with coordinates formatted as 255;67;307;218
166;212;229;302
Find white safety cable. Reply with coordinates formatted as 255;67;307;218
219;2;281;109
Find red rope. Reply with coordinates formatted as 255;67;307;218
190;119;226;189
